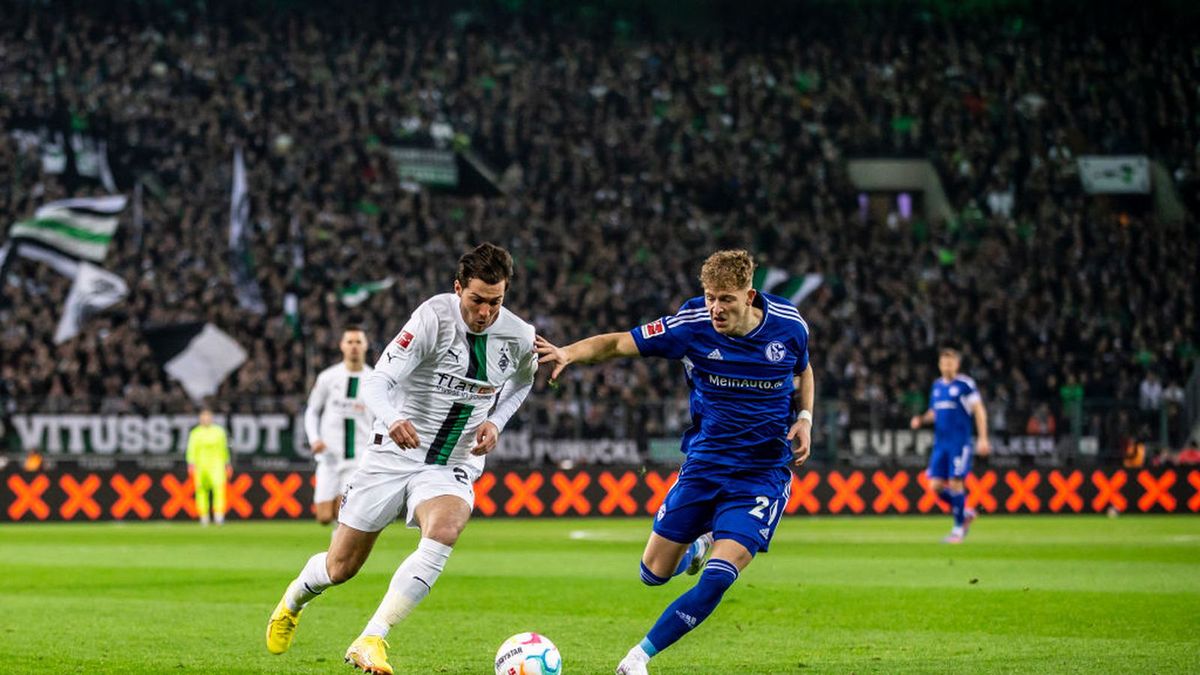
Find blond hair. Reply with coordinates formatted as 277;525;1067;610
700;250;755;291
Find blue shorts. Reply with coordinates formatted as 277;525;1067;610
653;458;792;556
927;442;973;480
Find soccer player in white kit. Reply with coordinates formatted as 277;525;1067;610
305;327;372;525
266;243;539;674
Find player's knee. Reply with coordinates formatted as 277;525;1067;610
639;561;670;586
423;523;463;548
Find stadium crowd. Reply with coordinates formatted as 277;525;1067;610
1;1;1197;457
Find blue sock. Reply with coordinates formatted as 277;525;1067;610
936;488;955;509
949;490;966;527
644;559;739;654
640;561;669;586
672;538;702;577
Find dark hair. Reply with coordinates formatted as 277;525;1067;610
457;243;513;287
939;345;961;356
342;325;366;335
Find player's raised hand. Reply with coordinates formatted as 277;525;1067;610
470;420;499;456
388;419;420;449
787;417;812;467
534;335;571;383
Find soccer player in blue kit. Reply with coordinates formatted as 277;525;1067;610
910;346;990;543
535;250;814;675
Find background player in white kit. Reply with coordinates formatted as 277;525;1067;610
304;327;373;525
266;243;539;674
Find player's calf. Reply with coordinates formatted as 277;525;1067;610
621;558;741;670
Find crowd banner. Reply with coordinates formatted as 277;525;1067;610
8;413;307;457
1077;155;1151;194
2;467;1195;522
849;430;1060;458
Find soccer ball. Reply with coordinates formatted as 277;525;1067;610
494;632;563;675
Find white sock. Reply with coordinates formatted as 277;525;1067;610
361;538;452;638
627;644;652;662
951;526;965;537
284;552;333;612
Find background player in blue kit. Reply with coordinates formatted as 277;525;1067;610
535;250;815;675
910;346;991;543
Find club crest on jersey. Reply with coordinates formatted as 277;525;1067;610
949;386;959;396
641;319;666;339
396;331;415;349
765;341;787;362
498;344;512;372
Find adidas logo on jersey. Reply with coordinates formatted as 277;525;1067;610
707;348;724;360
759;527;771;540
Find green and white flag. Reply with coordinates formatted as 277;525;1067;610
9;195;126;262
339;278;394;307
752;266;823;305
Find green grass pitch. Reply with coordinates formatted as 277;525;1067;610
2;515;1198;673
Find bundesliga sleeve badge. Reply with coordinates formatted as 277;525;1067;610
640;319;666;339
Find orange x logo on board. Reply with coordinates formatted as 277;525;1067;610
7;474;50;521
161;474;197;519
261;473;303;518
1137;471;1176;512
1187;471;1200;512
551;472;591;516
111;474;153;519
504;472;544;516
872;471;909;513
599;471;638;515
786;472;820;514
59;474;101;520
643;471;678;515
1047;470;1083;513
966;471;998;512
916;472;950;513
474;472;497;516
1005;471;1041;512
1091;470;1127;512
225;473;253;518
827;471;865;514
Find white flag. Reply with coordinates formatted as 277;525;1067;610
54;262;129;344
160;324;248;402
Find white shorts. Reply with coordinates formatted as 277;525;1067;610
337;453;480;533
314;458;359;504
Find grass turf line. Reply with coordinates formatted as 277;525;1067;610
0;516;1197;673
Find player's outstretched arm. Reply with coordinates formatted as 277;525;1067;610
535;332;641;381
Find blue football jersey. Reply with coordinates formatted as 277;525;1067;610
930;375;981;449
630;292;811;469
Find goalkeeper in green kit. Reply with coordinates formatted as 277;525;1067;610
187;408;232;526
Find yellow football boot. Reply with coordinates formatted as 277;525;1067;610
345;635;393;674
265;598;302;655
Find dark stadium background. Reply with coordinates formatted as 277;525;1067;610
1;0;1198;520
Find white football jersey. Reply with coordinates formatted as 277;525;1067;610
364;292;537;472
304;362;374;466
